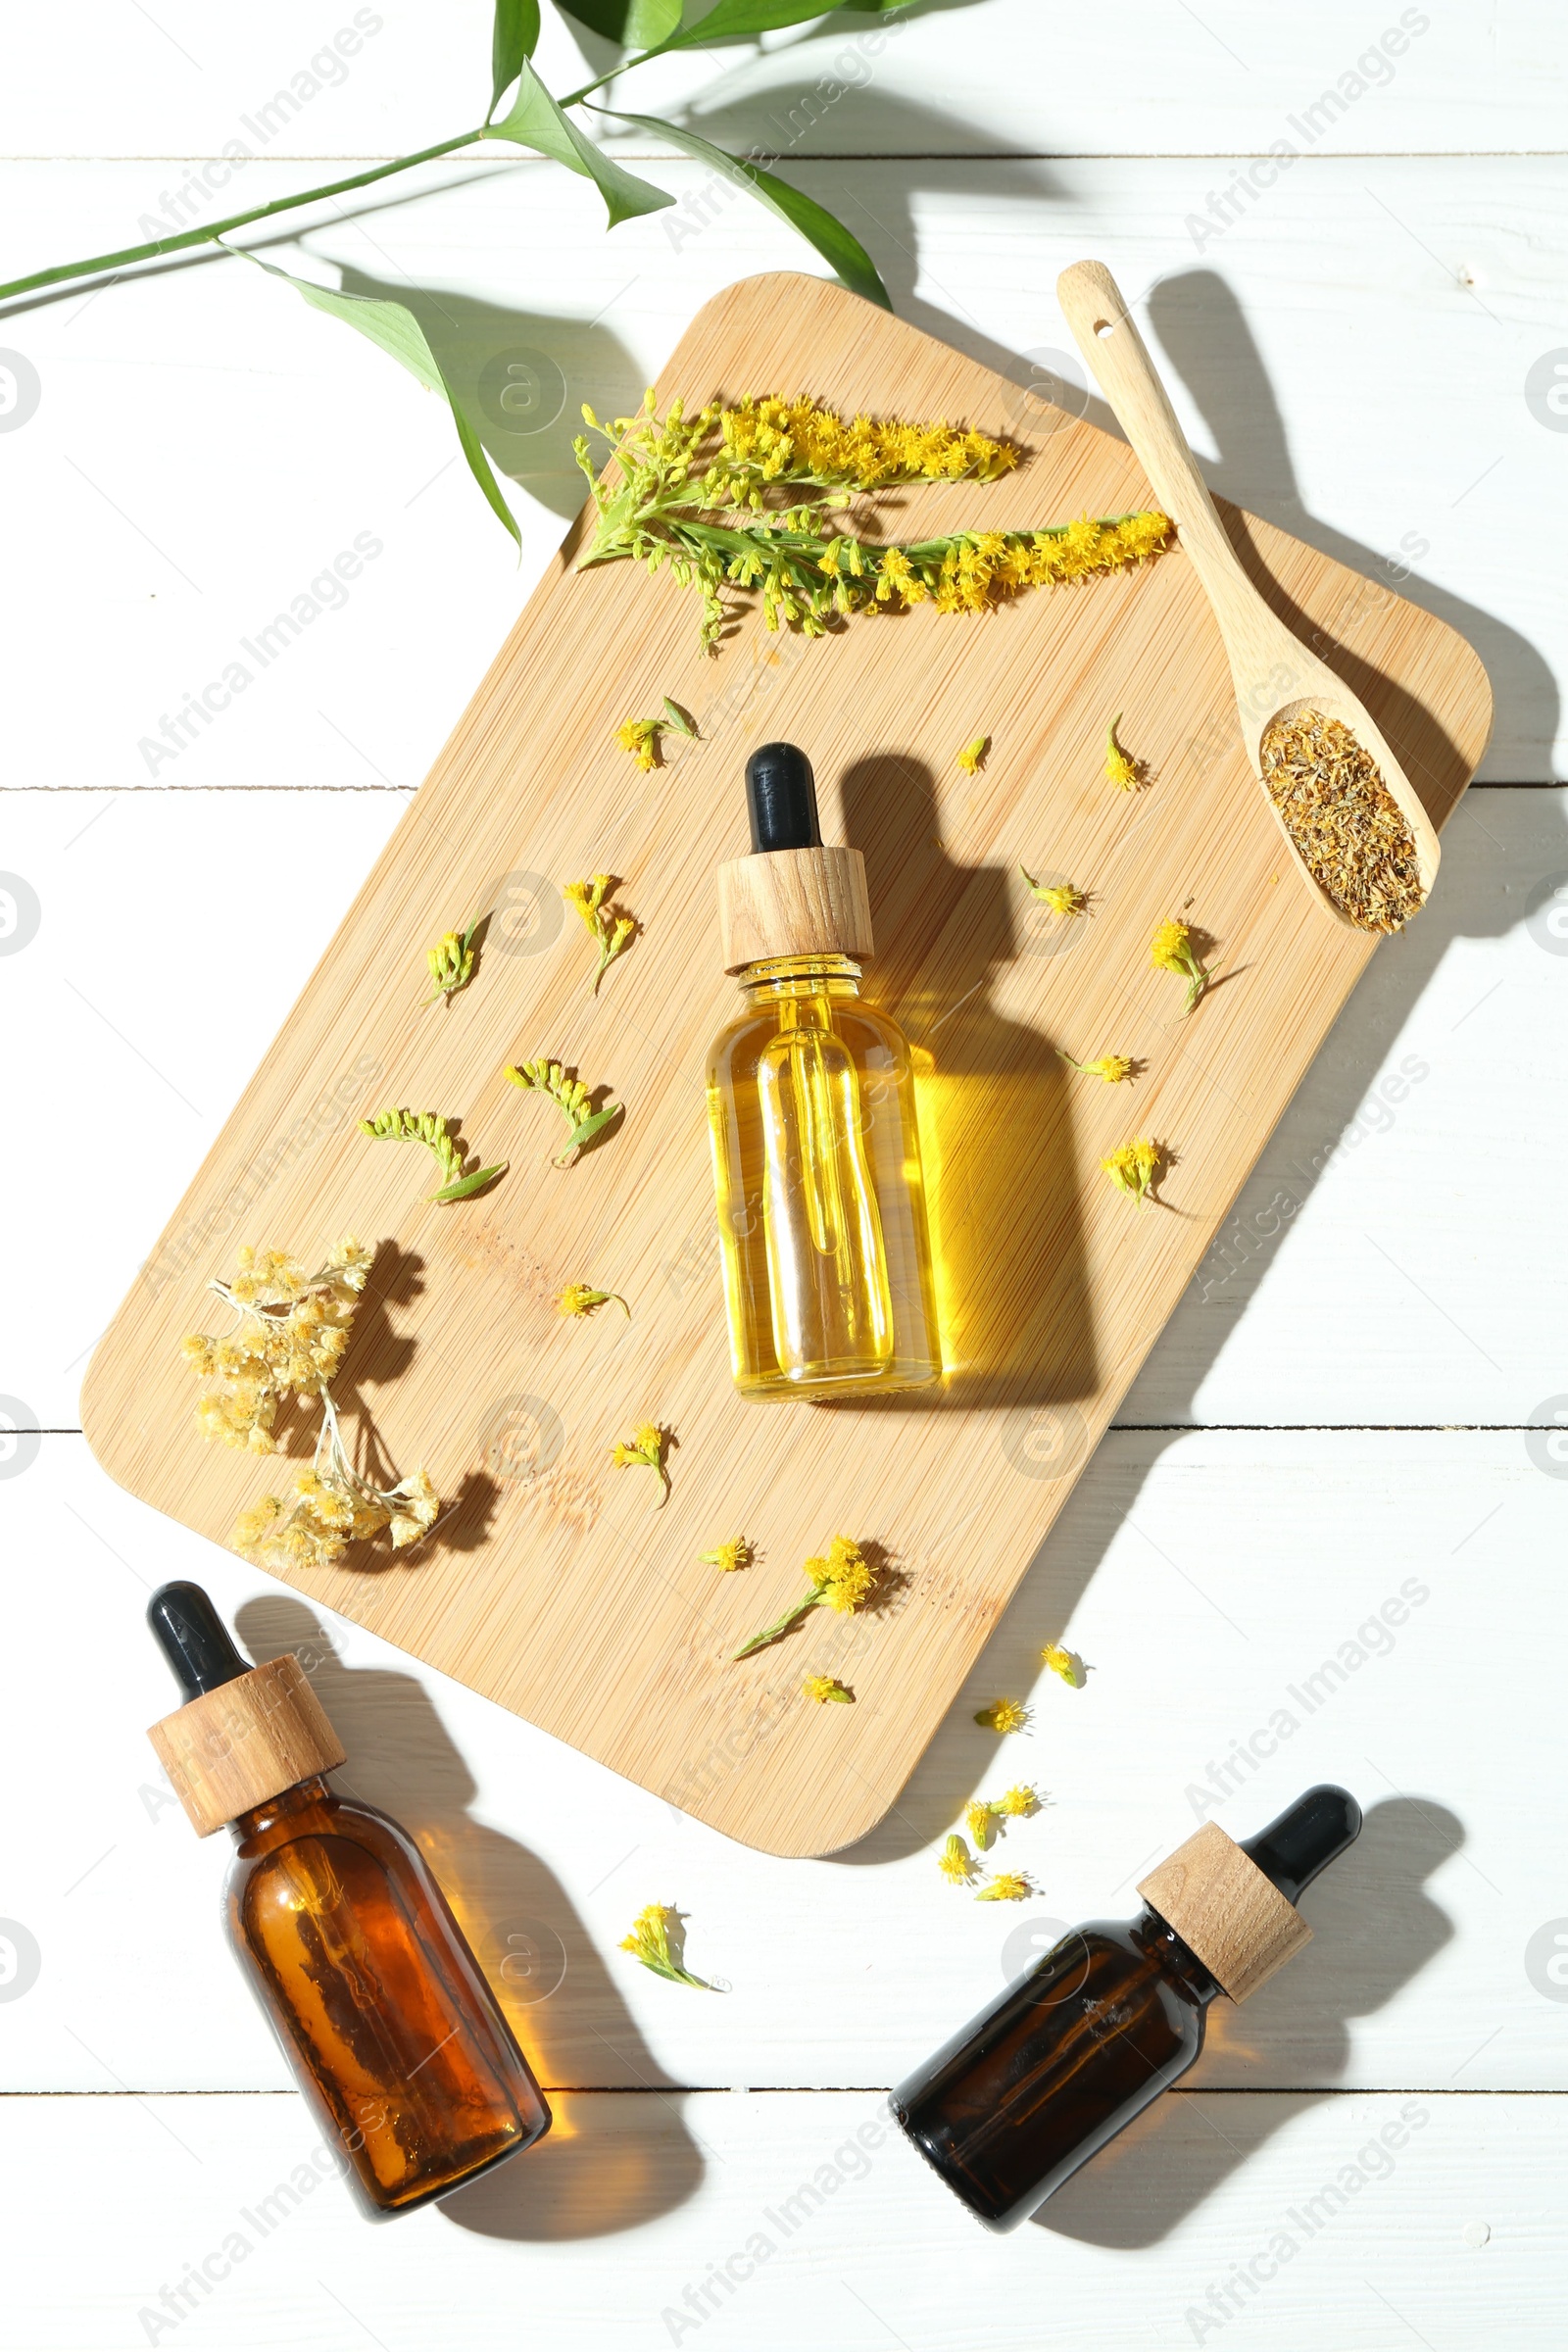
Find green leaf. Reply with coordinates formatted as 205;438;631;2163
226;248;519;545
558;0;683;40
491;0;541;113
667;0;853;39
430;1160;510;1203
662;696;698;736
596;110;891;309
561;1102;624;1162
483;60;674;228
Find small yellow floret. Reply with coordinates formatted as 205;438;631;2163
997;1784;1040;1818
1104;712;1142;790
956;736;988;776
964;1799;997;1849
1042;1642;1084;1688
1102;1138;1165;1207
803;1674;853;1704
976;1872;1032;1903
974;1697;1030;1734
700;1537;749;1573
938;1834;977;1886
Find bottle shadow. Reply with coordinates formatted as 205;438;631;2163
1032;1794;1459;2248
234;1594;704;2242
832;752;1097;1410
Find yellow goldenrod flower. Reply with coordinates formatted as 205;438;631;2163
803;1674;853;1705
615;717;661;771
190;1239;438;1569
1150;918;1212;1014
1021;869;1087;918
1102;1137;1165;1208
974;1697;1030;1735
1042;1642;1085;1688
1059;1051;1135;1084
360;1105;507;1204
557;1281;629;1320
938;1834;978;1886
612;1421;668;1505
564;873;637;994
700;1537;750;1573
976;1872;1032;1903
957;735;988;776
1104;711;1142;791
734;1534;876;1657
618;1902;718;1990
965;1799;997;1849
425;916;479;1006
505;1056;622;1166
997;1785;1040;1818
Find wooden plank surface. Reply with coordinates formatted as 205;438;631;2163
78;270;1490;1856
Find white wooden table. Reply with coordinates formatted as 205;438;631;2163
3;6;1565;2344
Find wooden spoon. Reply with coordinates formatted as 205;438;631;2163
1056;258;1439;929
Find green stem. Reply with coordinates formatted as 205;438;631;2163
0;131;482;306
732;1585;821;1660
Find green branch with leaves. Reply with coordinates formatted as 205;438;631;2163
0;1;903;544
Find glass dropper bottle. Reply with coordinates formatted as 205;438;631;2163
146;1581;551;2218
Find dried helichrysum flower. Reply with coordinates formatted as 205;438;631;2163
360;1105;507;1203
563;873;636;995
505;1057;622;1166
733;1535;875;1658
612;1421;668;1504
1102;1138;1165;1208
974;1697;1030;1735
619;1903;718;1990
576;390;1170;652
1150;918;1211;1014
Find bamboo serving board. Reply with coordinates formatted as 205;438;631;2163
82;273;1492;1858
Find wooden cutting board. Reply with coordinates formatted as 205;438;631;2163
82;271;1492;1858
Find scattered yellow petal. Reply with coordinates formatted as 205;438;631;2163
974;1696;1030;1734
976;1872;1032;1903
957;735;989;776
1042;1642;1084;1689
700;1537;750;1573
1104;711;1143;791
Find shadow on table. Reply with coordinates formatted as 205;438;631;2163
235;1595;704;2243
1034;1794;1459;2246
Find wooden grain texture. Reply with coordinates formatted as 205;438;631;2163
1138;1821;1312;2003
717;844;873;970
148;1654;347;1838
78;272;1493;1858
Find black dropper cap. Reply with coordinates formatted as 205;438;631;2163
147;1581;252;1703
745;742;821;854
1241;1784;1361;1904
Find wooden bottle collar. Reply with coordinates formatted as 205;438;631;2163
1138;1821;1312;2002
717;844;873;974
148;1654;346;1838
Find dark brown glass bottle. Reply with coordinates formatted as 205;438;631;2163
147;1583;551;2218
893;1787;1360;2230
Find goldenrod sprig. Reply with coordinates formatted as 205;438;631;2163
732;1535;874;1659
612;1421;668;1504
505;1057;622;1165
619;1903;718;1992
564;873;636;995
614;703;697;771
576;391;1171;652
1105;711;1144;791
360;1105;507;1203
424;915;479;1005
1151;918;1212;1014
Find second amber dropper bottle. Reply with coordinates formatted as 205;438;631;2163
706;741;942;1399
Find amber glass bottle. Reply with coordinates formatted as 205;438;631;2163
893;1787;1360;2230
147;1583;550;2218
708;743;941;1398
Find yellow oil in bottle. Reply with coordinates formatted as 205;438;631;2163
708;954;941;1398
